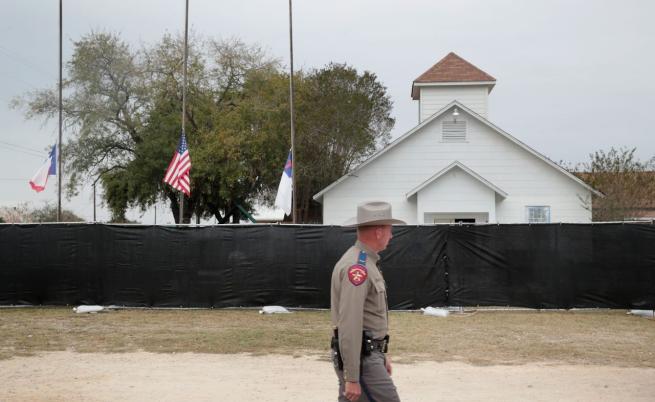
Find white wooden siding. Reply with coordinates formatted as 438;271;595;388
415;166;496;223
321;110;592;225
420;86;488;121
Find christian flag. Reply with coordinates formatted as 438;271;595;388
29;144;57;193
274;150;293;216
163;132;192;196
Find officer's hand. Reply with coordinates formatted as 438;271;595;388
385;356;393;375
344;381;361;401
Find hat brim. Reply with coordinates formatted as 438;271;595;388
343;217;407;227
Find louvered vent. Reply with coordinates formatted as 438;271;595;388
442;121;466;142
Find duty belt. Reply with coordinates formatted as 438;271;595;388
332;330;390;355
364;334;390;354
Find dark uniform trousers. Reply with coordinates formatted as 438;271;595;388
334;350;401;402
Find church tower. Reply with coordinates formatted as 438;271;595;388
412;52;496;122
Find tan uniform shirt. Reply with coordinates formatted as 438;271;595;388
330;240;389;382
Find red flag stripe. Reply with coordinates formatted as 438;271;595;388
163;153;180;183
164;137;192;196
173;160;190;178
171;153;190;177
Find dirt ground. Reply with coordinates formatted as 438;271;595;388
1;308;654;401
1;352;654;401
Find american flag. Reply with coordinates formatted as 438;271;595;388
163;132;191;196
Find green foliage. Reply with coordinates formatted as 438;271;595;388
575;147;655;221
14;32;394;224
294;63;394;221
101;35;286;223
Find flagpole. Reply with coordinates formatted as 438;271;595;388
57;0;63;222
93;182;96;222
179;0;189;224
288;0;297;224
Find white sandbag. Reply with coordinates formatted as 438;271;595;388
629;309;654;318
420;306;449;317
73;305;104;314
259;306;291;314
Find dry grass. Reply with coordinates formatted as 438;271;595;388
0;308;653;367
391;310;655;367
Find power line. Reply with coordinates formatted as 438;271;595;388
0;140;45;154
0;70;42;92
0;45;58;80
0;144;44;159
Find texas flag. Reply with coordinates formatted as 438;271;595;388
274;150;293;216
29;144;57;193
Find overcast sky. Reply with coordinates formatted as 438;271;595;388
1;0;654;223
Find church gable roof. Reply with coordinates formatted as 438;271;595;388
406;161;508;199
313;100;603;201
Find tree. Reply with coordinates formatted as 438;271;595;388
292;63;394;222
100;35;285;223
191;67;290;222
574;147;655;221
14;32;282;224
14;32;394;224
0;203;32;223
12;32;148;216
0;202;83;223
15;33;148;199
29;202;85;222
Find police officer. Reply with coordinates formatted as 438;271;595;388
331;201;405;402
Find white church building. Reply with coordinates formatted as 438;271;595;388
314;52;601;224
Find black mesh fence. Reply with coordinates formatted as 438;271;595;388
1;223;653;309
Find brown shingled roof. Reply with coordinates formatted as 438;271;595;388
411;52;496;99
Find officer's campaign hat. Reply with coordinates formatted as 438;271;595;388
344;201;406;227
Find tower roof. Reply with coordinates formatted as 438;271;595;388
411;52;496;99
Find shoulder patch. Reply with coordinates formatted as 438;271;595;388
347;264;368;286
